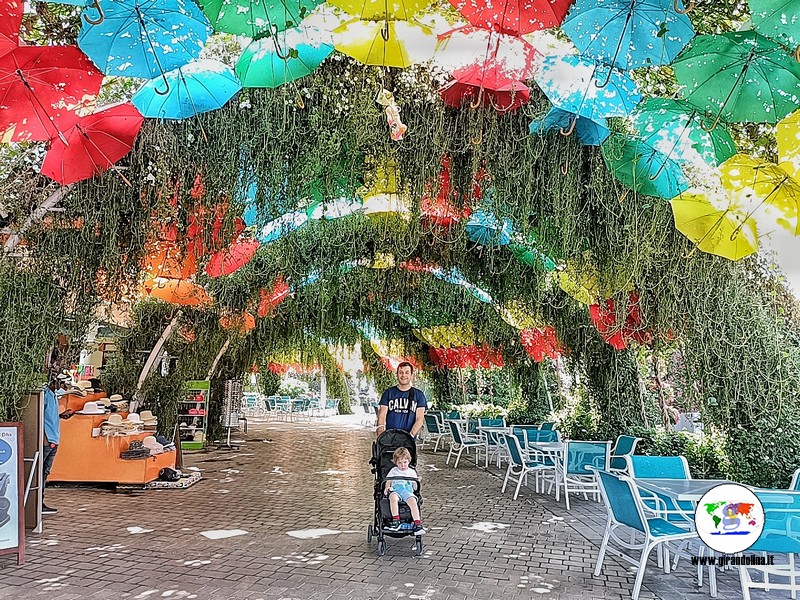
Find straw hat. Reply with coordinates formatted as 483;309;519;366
98;397;111;406
139;410;157;423
109;394;123;402
76;381;92;390
77;401;105;415
126;413;142;424
106;414;124;426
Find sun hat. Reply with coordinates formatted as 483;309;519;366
98;397;111;406
126;413;142;424
139;410;155;421
142;436;164;454
76;381;92;390
77;401;105;415
106;414;124;426
109;394;123;402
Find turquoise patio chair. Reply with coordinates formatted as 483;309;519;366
561;440;611;510
500;433;557;500
446;420;482;468
539;422;555;430
593;469;698;600
626;455;693;526
479;417;506;467
609;435;641;472
423;413;447;452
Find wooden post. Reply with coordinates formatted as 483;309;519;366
133;311;183;407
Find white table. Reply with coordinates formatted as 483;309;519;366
635;478;738;503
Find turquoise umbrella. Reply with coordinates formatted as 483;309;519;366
749;0;799;54
529;107;610;146
602;134;689;199
235;26;333;88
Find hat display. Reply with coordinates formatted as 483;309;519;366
77;401;106;415
126;413;142;424
120;440;150;460
76;381;92;390
109;394;123;402
56;374;70;381
142;435;164;455
98;397;111;406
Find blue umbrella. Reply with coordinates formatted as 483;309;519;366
256;210;308;244
561;0;694;73
465;209;515;247
78;0;211;85
529;107;610;146
534;54;642;121
602;134;689;199
236;30;333;88
132;59;241;120
439;267;494;304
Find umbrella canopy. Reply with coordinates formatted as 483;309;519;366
434;25;538;81
465;209;515;246
333;19;435;68
78;0;211;80
0;46;103;143
1;0;22;57
602;134;689;199
198;0;323;37
257;210;309;243
328;0;431;20
40;103;144;185
236;29;333;88
777;109;800;179
630;97;737;168
534;54;642;121
142;278;213;306
719;153;800;235
439;63;530;113
143;242;198;280
448;0;572;35
561;0;694;71
529;107;610;146
671;192;758;261
132;59;242;119
258;275;291;317
205;238;261;278
219;310;256;334
672;31;800;125
519;326;562;362
508;231;557;270
749;0;799;53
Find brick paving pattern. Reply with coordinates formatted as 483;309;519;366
0;416;779;599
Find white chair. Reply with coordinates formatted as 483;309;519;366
446;421;482;468
560;440;611;510
500;433;558;501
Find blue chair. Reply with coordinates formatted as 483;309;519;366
423;413;447;452
478;417;506;467
446;420;482;468
609;435;641;472
593;470;698;600
626;455;693;526
561;440;611;510
500;433;556;500
539;422;555;430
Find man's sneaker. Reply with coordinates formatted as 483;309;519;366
41;504;58;515
384;520;402;532
413;524;426;535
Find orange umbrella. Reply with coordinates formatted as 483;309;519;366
142;278;213;307
142;242;198;280
219;310;256;334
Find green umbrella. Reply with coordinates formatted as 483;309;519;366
508;231;556;271
672;31;800;126
749;0;799;56
602;134;689;199
630;98;737;168
199;0;323;37
236;28;333;88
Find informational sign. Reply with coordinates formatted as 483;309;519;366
0;423;24;564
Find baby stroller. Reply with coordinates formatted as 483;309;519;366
367;429;424;557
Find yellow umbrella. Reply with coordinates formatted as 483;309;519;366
671;192;758;261
327;0;431;20
777;109;800;179
720;154;800;235
555;256;631;305
333;18;435;68
497;300;540;330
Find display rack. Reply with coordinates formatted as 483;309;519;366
218;379;243;451
179;380;210;450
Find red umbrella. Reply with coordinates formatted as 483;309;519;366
0;46;103;144
439;64;530;113
421;155;472;227
205;237;260;278
435;26;538;81
449;0;572;35
40;103;144;185
0;0;22;57
257;275;290;317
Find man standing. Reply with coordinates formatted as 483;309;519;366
42;379;71;515
376;362;427;438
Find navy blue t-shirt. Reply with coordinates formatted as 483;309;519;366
380;386;427;432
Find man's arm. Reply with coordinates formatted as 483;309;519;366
409;407;425;437
376;405;388;437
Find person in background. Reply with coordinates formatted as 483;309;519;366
42;379;73;515
376;362;427;438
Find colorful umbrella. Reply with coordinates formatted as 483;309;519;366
327;0;431;20
78;0;211;83
465;209;515;246
132;60;242;119
0;46;103;143
258;275;291;317
508;231;557;270
448;0;571;35
439;63;530;113
672;31;800;126
40;103;144;186
534;54;642;121
519;327;562;362
236;29;333;88
601;134;689;199
670;192;758;261
529;107;610;146
719;153;800;235
219;310;256;334
333;19;435;68
143;242;198;280
434;25;538;81
629;97;737;168
257;210;309;243
749;0;799;56
777;109;800;179
198;0;323;37
142;278;213;306
561;0;694;72
1;0;22;57
205;238;261;278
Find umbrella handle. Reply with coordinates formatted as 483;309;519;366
272;37;292;61
795;46;800;62
560;161;569;175
82;0;105;25
648;159;668;181
381;21;390;42
559;118;577;137
673;0;694;13
471;129;482;145
153;74;171;96
470;87;484;110
594;68;613;89
699;110;723;133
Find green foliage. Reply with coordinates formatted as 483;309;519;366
631;427;727;480
554;394;603;441
277;378;309;398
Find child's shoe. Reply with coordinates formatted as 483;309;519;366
385;520;402;532
413;523;426;535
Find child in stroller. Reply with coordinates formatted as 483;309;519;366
368;429;425;556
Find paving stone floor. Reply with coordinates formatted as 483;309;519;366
0;416;782;599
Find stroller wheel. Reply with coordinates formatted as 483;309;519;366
377;539;387;556
415;537;424;557
367;525;373;543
